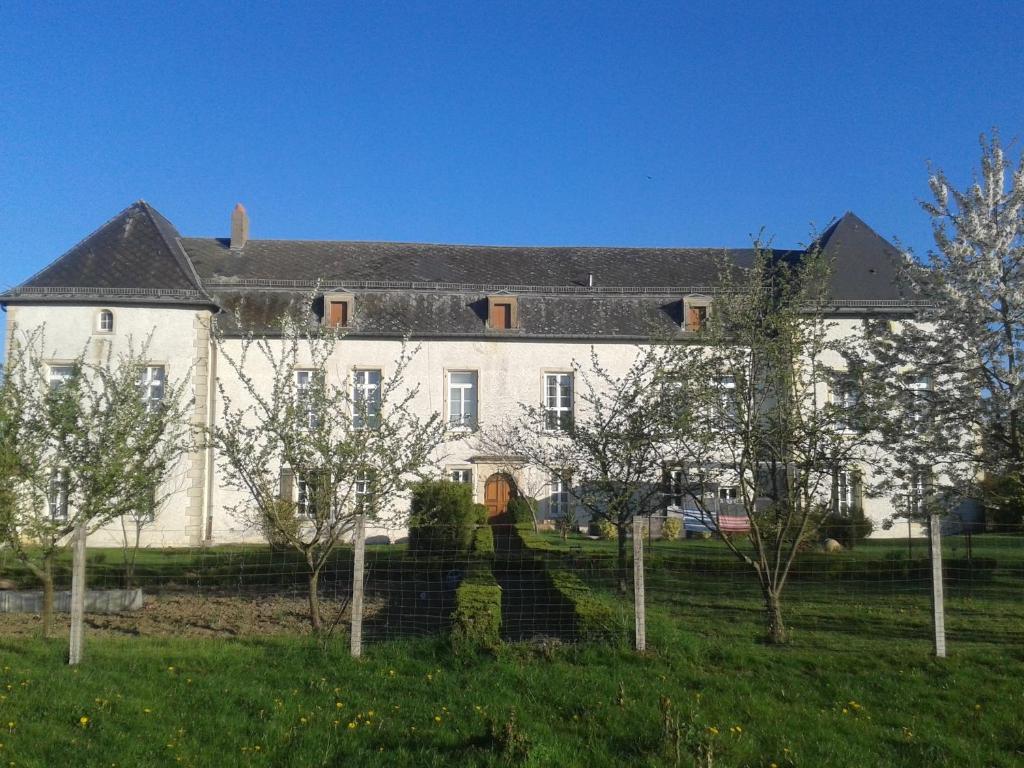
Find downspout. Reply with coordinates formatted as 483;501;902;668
202;317;218;544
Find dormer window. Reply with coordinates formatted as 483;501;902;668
323;292;353;329
487;295;519;330
97;309;114;333
682;295;712;332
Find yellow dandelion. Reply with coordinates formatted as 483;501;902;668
143;708;151;714
367;710;375;717
79;716;89;727
347;722;356;729
707;726;719;735
434;716;442;723
336;702;343;708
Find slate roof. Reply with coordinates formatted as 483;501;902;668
3;202;917;338
814;212;906;301
8;202;207;300
182;237;751;289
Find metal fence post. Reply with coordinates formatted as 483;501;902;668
350;515;365;658
633;516;646;652
68;523;87;665
929;512;947;658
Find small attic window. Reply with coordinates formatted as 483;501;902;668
487;295;519;330
682;296;711;332
97;309;114;333
323;292;354;329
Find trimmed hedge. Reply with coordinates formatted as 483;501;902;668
408;480;476;557
473;503;489;525
451;565;502;654
473;525;495;556
507;497;536;526
509;518;622;641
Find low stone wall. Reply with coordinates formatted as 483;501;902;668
0;589;143;614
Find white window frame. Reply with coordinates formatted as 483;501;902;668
49;468;69;521
834;470;855;516
549;472;570;520
295;369;319;429
138;365;165;411
297;476;315;518
96;309;114;333
834;384;859;433
447;370;478;430
908;375;931;422
352;369;382;429
543;372;573;432
715;375;738;427
450;467;473;486
48;364;75;390
355;471;374;512
666;468;686;508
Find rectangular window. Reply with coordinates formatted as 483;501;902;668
544;373;573;431
355;471;374;512
138;366;165;411
833;470;857;516
297;476;317;518
908;375;931;422
450;468;473;485
716;375;738;425
487;296;518;330
682;296;712;332
834;384;859;432
48;365;74;390
908;467;928;516
448;371;478;429
48;469;69;521
666;468;685;508
295;370;319;429
550;472;570;519
353;369;382;429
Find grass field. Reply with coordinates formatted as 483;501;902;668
0;532;1022;766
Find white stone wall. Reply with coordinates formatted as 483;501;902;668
6;303;213;547
7;305;920;546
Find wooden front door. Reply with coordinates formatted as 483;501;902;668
484;473;513;520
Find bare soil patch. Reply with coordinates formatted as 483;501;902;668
0;591;382;639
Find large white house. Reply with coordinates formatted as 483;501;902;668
2;201;922;546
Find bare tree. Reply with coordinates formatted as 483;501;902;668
0;329;192;636
660;240;879;643
208;303;447;632
502;348;673;592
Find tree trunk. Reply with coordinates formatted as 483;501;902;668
764;588;787;645
41;553;55;639
307;568;322;633
617;523;628;594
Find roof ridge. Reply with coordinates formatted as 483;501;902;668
180;236;757;252
137;202;209;295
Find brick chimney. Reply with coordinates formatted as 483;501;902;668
230;203;249;250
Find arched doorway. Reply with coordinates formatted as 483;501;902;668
483;473;515;521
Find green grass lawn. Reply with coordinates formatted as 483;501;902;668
1;533;1022;766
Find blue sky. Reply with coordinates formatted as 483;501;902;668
1;0;1022;294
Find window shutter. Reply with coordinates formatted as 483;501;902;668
279;468;294;502
830;469;839;513
853;471;864;512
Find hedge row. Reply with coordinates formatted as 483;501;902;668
508;516;622;641
473;525;495;556
450;563;502;654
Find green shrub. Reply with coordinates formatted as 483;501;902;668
597;521;617;540
473;525;495;555
820;509;874;547
507;497;536;526
473;503;489;525
662;518;681;540
408;480;476;556
451;568;502;654
549;568;619;640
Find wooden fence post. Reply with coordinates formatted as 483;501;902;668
929;512;946;658
68;523;87;665
633;516;646;653
350;515;366;658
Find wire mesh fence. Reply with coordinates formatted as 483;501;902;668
0;520;1020;653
